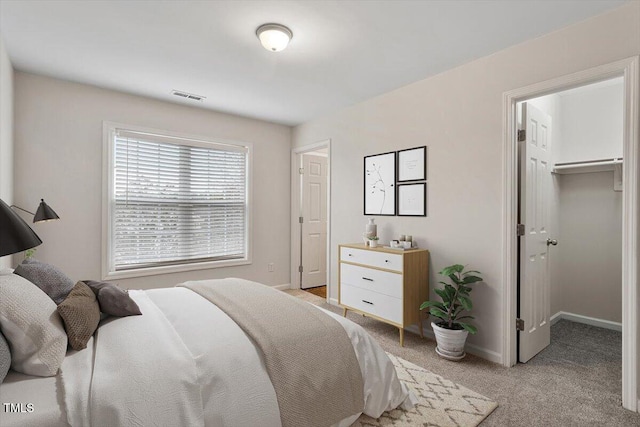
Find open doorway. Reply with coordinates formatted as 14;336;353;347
502;57;638;412
517;78;624;363
290;141;331;301
516;78;624;400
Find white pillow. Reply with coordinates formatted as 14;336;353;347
0;274;67;376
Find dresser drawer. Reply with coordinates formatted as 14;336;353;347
340;284;402;324
340;247;403;272
340;263;402;298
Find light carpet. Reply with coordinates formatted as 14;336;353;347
355;353;497;427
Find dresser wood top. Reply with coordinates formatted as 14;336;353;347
340;243;428;255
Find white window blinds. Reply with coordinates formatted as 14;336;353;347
111;129;248;271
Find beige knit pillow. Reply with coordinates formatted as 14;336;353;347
57;282;100;351
0;274;67;376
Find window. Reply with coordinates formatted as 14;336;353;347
103;124;250;278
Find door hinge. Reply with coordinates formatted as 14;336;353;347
298;265;303;273
516;318;525;331
299;216;304;224
517;224;525;236
299;167;304;174
517;129;526;142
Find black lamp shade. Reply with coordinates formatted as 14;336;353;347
33;199;60;223
0;198;42;257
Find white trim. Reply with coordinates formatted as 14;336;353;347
407;323;502;364
550;311;622;332
272;283;292;291
290;140;332;304
101;121;253;280
501;57;639;412
329;297;339;306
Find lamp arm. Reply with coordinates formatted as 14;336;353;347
10;205;36;216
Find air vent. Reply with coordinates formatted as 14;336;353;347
171;90;206;102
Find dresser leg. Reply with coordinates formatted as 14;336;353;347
342;307;348;317
419;312;424;338
399;328;404;347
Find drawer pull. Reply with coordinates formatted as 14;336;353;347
362;277;373;282
348;253;353;257
362;300;374;305
385;260;389;263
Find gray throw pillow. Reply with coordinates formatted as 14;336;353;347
82;280;142;317
14;259;75;305
0;331;10;383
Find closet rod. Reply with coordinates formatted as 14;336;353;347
552;158;623;174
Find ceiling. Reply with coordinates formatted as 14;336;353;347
0;1;628;126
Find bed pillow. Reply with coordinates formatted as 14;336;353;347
0;331;10;383
0;274;67;376
82;280;142;317
14;259;75;305
57;282;101;350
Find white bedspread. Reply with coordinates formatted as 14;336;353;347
61;286;415;427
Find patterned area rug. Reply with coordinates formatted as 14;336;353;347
354;353;498;427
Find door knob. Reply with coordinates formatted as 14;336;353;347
546;238;558;246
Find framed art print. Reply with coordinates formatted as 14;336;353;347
364;151;396;215
397;146;426;182
397;182;426;216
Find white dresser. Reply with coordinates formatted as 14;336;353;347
338;243;429;346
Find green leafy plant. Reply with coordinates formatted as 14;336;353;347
368;236;379;241
24;248;37;259
419;264;482;334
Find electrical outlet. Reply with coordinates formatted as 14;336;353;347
268;263;275;272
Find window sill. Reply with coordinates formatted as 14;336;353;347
103;258;251;280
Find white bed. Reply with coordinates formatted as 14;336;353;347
1;284;415;427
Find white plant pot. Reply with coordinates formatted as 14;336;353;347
431;322;469;361
369;240;378;248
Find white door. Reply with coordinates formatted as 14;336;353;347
301;154;327;289
518;103;553;363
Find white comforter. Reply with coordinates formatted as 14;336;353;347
61;287;416;427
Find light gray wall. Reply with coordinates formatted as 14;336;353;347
292;2;640;358
0;35;14;269
556;171;622;322
13;72;292;290
556;79;624;163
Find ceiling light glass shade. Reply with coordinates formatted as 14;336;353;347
33;199;60;223
256;23;292;52
0;198;42;257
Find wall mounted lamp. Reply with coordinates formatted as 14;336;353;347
0;198;60;257
11;199;60;223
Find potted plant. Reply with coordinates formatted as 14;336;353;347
419;264;482;360
368;236;379;248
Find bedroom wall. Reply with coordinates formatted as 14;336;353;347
13;72;292;290
0;35;14;269
292;2;640;361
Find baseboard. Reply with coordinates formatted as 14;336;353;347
405;323;502;364
329;297;339;306
272;283;291;291
550;311;622;332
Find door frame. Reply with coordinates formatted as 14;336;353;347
290;140;331;300
501;56;639;411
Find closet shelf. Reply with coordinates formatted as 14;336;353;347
552;158;623;175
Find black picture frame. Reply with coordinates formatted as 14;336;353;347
364;151;396;216
397;182;426;216
397;146;427;182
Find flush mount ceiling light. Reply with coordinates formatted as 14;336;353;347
256;23;292;52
